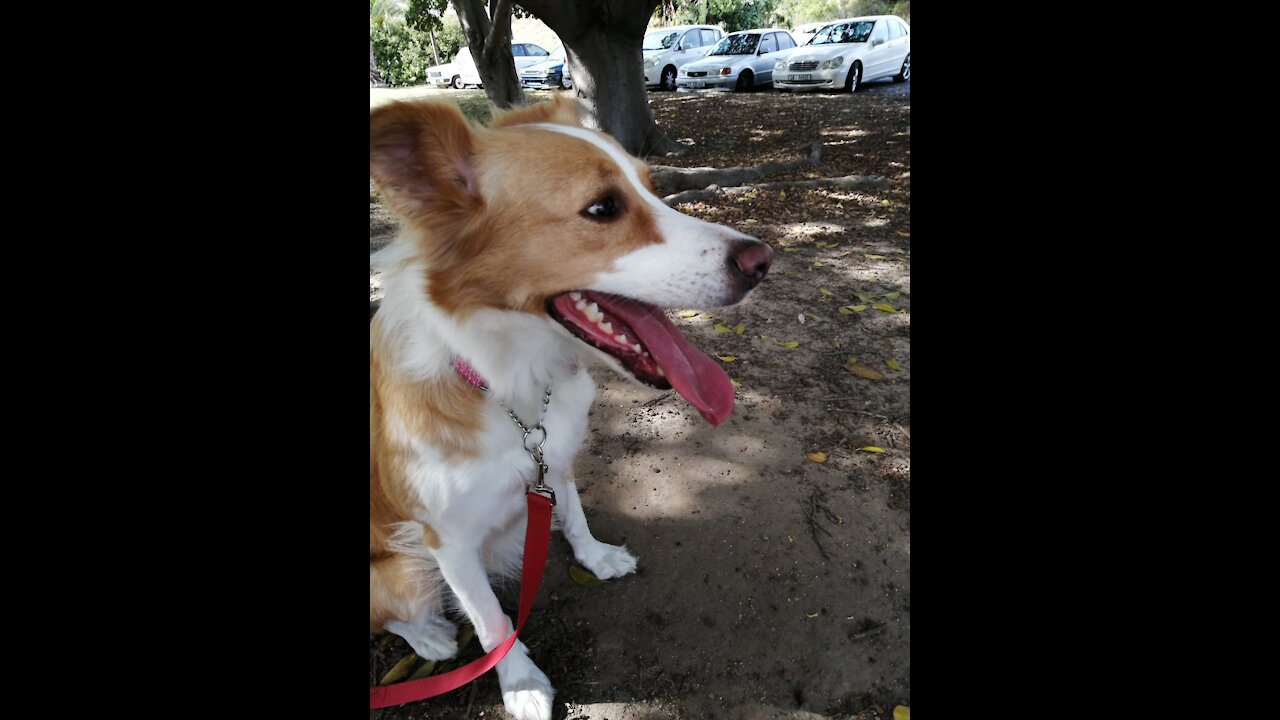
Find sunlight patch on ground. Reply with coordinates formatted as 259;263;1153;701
777;221;851;238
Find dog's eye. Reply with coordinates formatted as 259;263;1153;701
583;196;618;221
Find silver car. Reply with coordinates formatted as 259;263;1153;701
774;15;910;93
676;29;799;91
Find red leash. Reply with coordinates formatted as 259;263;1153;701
369;490;555;709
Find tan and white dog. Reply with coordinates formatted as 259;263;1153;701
369;97;771;720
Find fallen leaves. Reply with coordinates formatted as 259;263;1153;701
806;451;827;463
884;358;903;371
857;446;885;453
569;565;602;586
714;323;731;334
844;357;886;380
873;303;896;313
379;654;420;685
678;310;700;318
717;355;736;362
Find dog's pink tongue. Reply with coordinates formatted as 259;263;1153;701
594;294;735;427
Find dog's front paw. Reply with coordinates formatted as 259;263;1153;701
575;541;638;580
383;614;458;661
499;658;554;720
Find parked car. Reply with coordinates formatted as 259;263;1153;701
642;24;724;91
426;61;461;89
451;42;551;88
520;45;572;90
791;21;828;45
773;15;910;93
676;29;798;91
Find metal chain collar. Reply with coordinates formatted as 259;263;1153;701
469;370;556;505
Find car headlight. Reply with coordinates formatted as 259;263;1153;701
644;57;657;69
775;59;787;72
820;56;844;70
719;67;732;76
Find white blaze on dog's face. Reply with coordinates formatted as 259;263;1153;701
370;97;772;426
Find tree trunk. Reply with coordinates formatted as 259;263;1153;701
428;28;441;67
453;0;525;108
515;0;683;157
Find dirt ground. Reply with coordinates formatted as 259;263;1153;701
369;80;910;720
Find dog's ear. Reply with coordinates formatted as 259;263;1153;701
370;101;478;222
490;94;583;129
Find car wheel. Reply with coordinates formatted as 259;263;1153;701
661;66;677;91
559;74;571;90
894;54;910;82
735;70;753;92
451;75;462;89
844;62;862;92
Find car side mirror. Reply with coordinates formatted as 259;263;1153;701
758;48;767;55
872;38;884;46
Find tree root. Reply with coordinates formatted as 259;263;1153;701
650;141;822;194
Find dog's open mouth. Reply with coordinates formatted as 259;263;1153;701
548;291;734;426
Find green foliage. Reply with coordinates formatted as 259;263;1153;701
661;0;786;33
370;19;434;86
406;0;448;33
436;14;466;63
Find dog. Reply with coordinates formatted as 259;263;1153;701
369;96;772;720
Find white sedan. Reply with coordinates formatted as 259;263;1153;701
774;15;910;93
676;29;799;92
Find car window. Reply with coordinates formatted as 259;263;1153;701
528;44;548;56
513;44;527;57
709;34;760;55
759;34;776;54
898;20;908;35
643;31;679;50
682;30;702;48
778;32;796;49
871;21;886;43
811;20;874;45
701;29;717;46
888;20;902;40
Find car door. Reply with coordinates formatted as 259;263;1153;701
679;29;701;62
754;33;778;85
864;20;892;80
886;19;908;71
519;42;550;70
769;31;798;82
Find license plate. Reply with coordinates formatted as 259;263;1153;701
788;74;812;81
688;81;704;88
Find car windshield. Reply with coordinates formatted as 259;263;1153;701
548;45;566;62
708;34;760;55
809;20;874;45
643;31;679;50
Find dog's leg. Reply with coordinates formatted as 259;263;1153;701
553;474;638;579
371;554;459;660
432;545;553;720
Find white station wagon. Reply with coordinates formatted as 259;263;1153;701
774;15;910;93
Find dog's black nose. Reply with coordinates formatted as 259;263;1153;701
731;241;773;288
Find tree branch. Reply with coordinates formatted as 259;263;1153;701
482;0;512;64
663;175;891;206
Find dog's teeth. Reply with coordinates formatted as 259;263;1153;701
633;343;643;353
656;366;665;377
570;292;582;301
599;322;612;334
575;299;588;311
586;303;602;322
